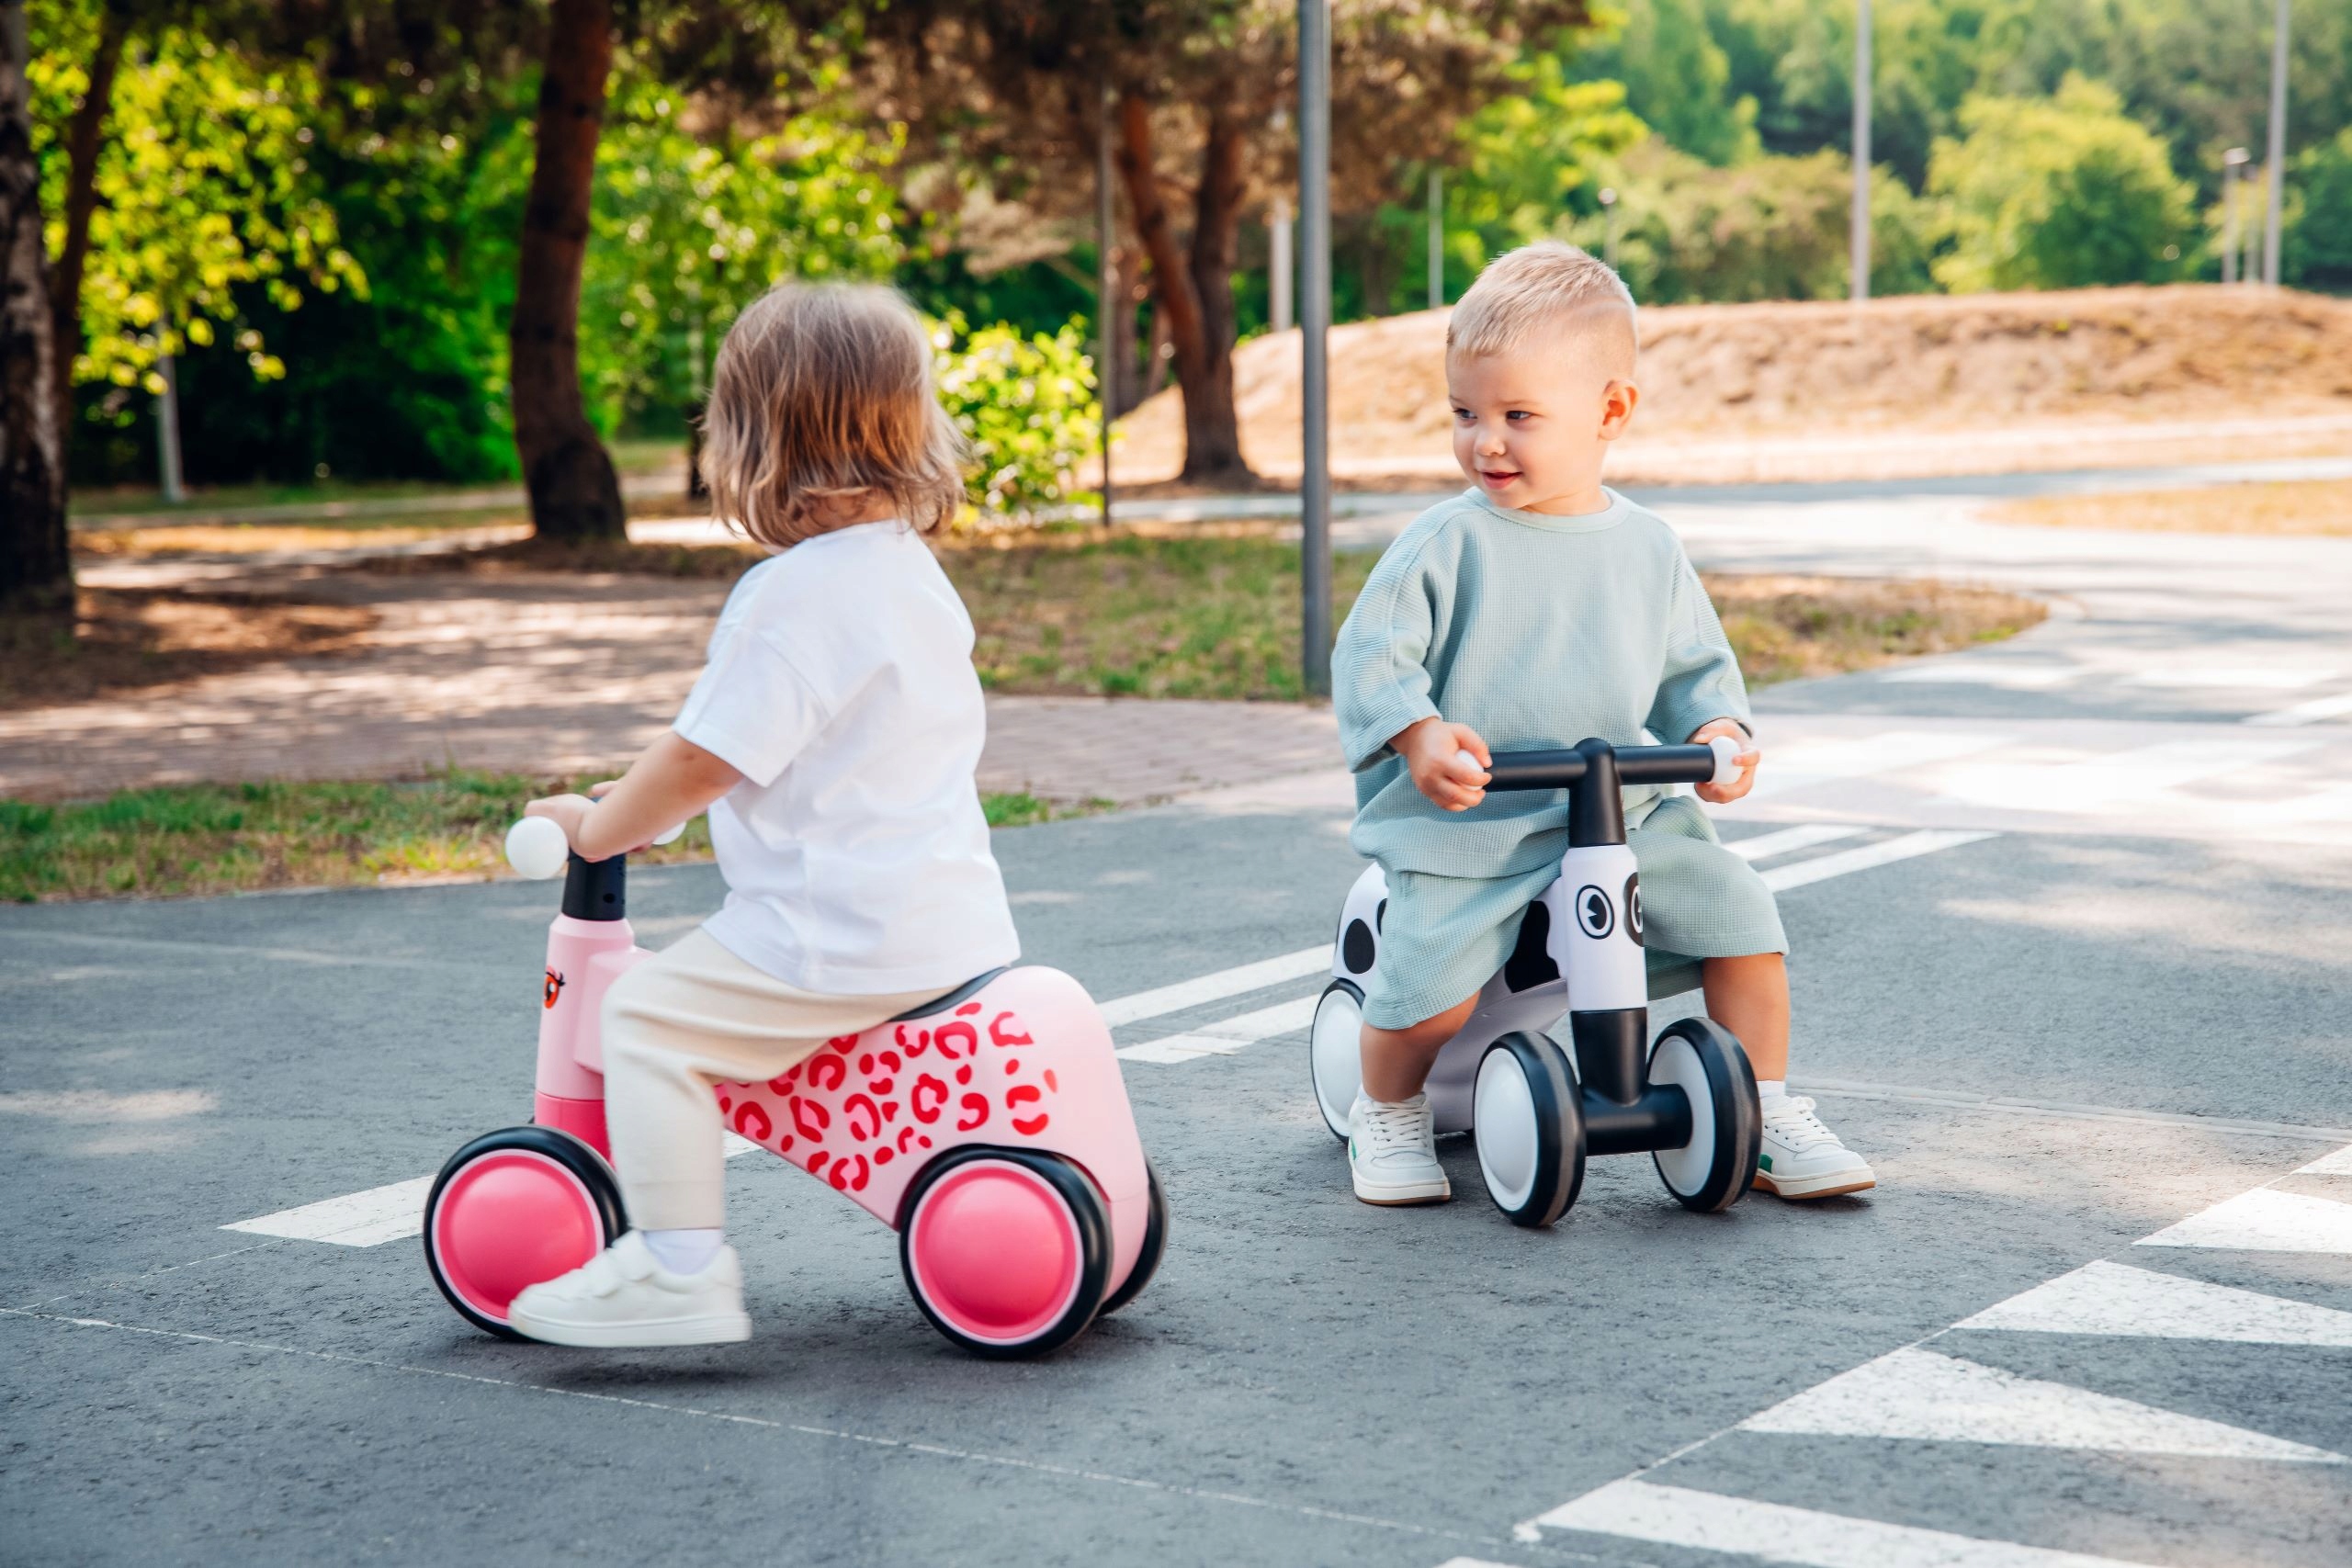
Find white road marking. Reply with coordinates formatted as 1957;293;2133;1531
1723;822;1870;862
2298;1143;2352;1175
222;1133;762;1247
1759;829;1996;892
1096;945;1330;1027
1937;738;2319;814
2132;665;2337;690
1956;1259;2352;1347
224;1176;434;1247
1740;1346;2343;1462
1878;662;2079;689
2135;1186;2352;1254
1748;728;2014;798
2246;691;2352;727
1116;993;1321;1065
1532;1479;2165;1568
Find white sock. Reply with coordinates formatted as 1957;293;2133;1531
640;1227;724;1276
1756;1078;1788;1103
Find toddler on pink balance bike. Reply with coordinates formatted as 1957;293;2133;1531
422;284;1163;1356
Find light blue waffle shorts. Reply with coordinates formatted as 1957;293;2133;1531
1363;795;1789;1030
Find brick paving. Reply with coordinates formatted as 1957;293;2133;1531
1;562;1340;807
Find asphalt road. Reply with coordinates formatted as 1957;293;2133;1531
7;471;2352;1568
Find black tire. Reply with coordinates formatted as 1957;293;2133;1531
424;1125;627;1340
1096;1159;1169;1317
1472;1032;1586;1228
1647;1017;1761;1213
898;1146;1111;1359
1309;978;1365;1143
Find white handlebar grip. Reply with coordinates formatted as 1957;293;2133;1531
504;816;571;880
1454;749;1487;777
651;819;687;846
1708;733;1747;785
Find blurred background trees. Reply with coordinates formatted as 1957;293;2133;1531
8;0;2348;566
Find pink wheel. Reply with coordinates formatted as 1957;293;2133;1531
899;1148;1109;1359
424;1126;625;1338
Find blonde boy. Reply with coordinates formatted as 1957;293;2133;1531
1331;241;1873;1206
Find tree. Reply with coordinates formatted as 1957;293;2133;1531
2283;126;2352;292
1929;74;2197;293
1569;0;1754;166
3;0;68;609
860;1;1592;487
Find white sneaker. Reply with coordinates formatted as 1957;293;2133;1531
1754;1095;1876;1200
1349;1091;1451;1205
506;1231;752;1348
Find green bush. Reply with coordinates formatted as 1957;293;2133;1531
931;312;1102;521
2285;127;2352;293
1928;75;2196;293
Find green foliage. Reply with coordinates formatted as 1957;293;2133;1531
30;9;365;396
931;312;1102;519
580;73;907;433
2284;127;2352;291
1928;75;2197;292
1449;60;1649;253
1571;0;1758;166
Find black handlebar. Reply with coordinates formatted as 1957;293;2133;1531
1484;741;1720;792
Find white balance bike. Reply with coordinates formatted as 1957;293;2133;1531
1308;736;1762;1227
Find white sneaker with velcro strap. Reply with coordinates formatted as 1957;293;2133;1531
507;1230;752;1348
1754;1095;1877;1200
1349;1091;1452;1205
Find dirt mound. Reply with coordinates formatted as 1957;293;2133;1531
1113;285;2352;488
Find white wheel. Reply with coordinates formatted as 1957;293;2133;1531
1648;1018;1760;1213
1473;1033;1583;1228
1309;981;1364;1141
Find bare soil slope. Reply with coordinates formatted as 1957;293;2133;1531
1113;286;2352;488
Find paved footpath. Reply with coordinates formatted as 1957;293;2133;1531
6;462;2352;1566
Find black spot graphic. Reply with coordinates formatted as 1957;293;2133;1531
1574;884;1614;940
1342;918;1376;975
1623;873;1645;947
1503;901;1559;991
1374;897;1386;933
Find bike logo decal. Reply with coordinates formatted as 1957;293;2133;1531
1624;874;1645;946
543;969;565;1010
1574;885;1615;940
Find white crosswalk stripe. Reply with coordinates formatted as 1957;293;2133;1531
2246;691;2352;727
1513;1142;2352;1562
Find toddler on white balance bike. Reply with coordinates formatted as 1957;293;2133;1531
423;815;1168;1359
1309;734;1761;1227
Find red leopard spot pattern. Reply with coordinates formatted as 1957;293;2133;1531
710;1010;1058;1198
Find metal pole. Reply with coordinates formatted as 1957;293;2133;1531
1271;195;1293;334
1850;0;1871;302
155;348;185;502
1097;83;1116;525
2262;0;2289;288
1298;0;1332;698
2222;148;2247;285
1427;168;1443;310
1599;186;1620;270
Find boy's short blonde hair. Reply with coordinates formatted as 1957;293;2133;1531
1446;240;1637;371
701;282;967;547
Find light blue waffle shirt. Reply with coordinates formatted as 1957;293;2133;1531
1334;486;1750;879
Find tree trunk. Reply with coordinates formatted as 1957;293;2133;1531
510;0;624;540
1113;94;1252;485
50;0;122;444
1;0;69;610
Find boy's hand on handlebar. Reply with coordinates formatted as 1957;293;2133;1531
1396;716;1491;812
1689;718;1760;804
523;793;597;851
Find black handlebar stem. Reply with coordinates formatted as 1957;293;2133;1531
561;851;628;921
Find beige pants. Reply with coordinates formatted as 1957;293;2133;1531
601;929;947;1230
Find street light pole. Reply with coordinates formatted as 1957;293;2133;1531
1850;0;1871;303
2262;0;2289;288
1298;0;1332;697
1097;82;1116;525
1599;186;1620;270
1428;168;1443;310
2222;147;2248;286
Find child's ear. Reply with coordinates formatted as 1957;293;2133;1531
1598;378;1640;440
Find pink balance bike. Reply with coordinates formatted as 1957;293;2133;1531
422;815;1168;1359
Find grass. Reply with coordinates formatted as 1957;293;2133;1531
1987;477;2352;537
0;771;1079;903
1705;574;2045;686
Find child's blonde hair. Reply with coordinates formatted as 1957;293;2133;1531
1446;240;1637;371
700;282;967;547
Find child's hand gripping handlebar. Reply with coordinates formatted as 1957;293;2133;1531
503;813;687;880
1460;733;1745;793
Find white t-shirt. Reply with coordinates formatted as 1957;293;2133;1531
672;521;1020;995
